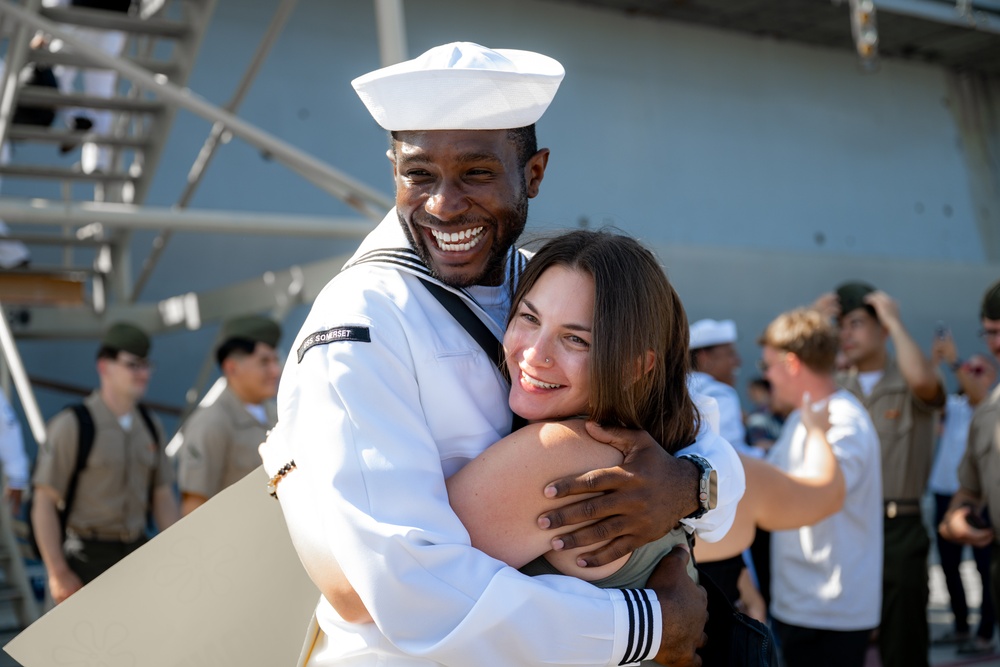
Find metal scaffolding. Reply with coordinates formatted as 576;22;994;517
0;0;406;460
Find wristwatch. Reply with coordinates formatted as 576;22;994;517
680;454;718;520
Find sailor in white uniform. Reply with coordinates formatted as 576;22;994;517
688;319;759;458
260;42;744;667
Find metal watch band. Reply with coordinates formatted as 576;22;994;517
680;454;718;520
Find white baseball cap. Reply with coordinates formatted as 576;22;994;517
352;42;565;131
690;319;738;350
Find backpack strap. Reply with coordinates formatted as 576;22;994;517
61;403;96;534
61;403;161;535
135;403;161;447
134;403;163;514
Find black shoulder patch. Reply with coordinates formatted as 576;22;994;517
297;326;371;363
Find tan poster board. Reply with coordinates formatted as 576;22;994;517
4;466;318;667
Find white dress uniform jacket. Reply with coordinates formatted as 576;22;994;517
261;210;744;666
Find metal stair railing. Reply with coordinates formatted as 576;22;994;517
0;0;403;521
0;0;405;341
25;46;181;78
0;0;223;309
24;0;220;301
0;301;45;625
0;0;43;151
129;0;300;302
100;0;221;300
0;0;187;183
39;3;191;38
0;0;391;311
0;0;392;217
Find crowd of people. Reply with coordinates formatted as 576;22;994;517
0;39;996;667
21;313;283;604
691;280;1000;666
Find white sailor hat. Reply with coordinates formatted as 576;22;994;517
690;319;738;350
352;41;565;131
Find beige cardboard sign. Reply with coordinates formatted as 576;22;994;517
5;466;318;666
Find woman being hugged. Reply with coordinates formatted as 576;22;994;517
288;230;775;664
447;229;707;584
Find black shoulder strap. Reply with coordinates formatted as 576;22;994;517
62;403;96;533
419;279;526;431
135;403;162;517
420;280;504;371
136;404;160;447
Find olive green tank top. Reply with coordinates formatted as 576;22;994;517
518;526;697;586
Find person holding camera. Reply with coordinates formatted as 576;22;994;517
929;329;996;655
940;279;1000;652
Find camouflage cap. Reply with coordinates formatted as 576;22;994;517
835;281;877;320
100;322;150;358
219;315;281;349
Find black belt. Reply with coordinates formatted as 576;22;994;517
68;527;144;543
884;499;922;519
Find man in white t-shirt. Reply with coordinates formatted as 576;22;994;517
758;308;883;667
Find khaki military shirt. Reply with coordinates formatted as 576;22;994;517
177;386;276;499
957;384;1000;544
838;357;944;501
33;391;173;540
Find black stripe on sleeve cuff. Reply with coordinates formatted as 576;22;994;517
619;588;655;665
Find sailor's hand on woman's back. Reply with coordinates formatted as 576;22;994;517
447;419;626;577
537;422;700;568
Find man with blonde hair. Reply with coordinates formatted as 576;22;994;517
759;308;883;667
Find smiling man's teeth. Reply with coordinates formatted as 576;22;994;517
431;226;485;252
522;371;561;389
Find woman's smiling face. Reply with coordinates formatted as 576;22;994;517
504;264;594;422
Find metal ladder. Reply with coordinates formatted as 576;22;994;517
0;0;221;626
0;0;402;620
0;0;220;308
0;0;391;318
0;444;39;630
1;0;215;200
0;0;215;628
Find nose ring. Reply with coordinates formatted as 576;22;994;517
545;358;551;363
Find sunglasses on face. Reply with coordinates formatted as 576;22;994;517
114;357;155;373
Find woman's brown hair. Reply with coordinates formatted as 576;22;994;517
508;230;700;453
